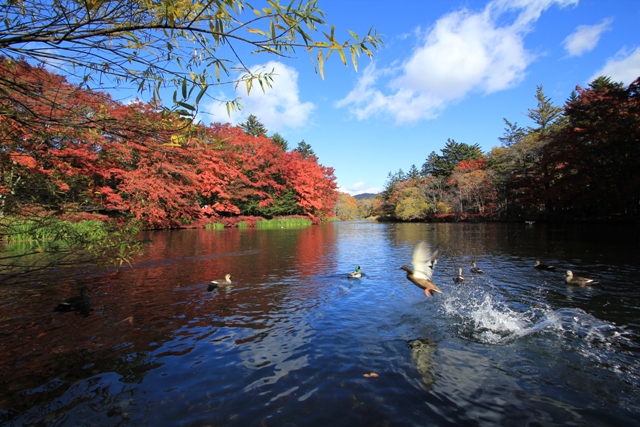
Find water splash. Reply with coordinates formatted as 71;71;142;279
441;289;631;349
442;292;535;344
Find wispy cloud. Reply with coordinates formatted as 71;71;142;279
202;61;314;132
336;0;577;125
563;18;613;57
590;46;640;85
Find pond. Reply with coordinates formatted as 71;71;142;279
1;222;639;426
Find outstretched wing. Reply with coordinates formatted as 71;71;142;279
412;241;440;280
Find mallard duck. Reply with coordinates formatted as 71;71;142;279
470;260;484;274
399;241;442;297
54;287;91;313
348;266;362;278
454;267;465;284
534;260;556;271
565;270;598;287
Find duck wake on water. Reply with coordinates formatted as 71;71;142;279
440;285;631;358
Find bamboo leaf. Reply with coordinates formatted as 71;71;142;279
351;49;358;72
270;20;276;44
338;48;346;66
195;86;207;104
317;50;324;80
177;101;195;111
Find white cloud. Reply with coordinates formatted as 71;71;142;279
203;61;314;132
563;18;613;57
337;0;577;124
590;46;640;85
338;182;380;196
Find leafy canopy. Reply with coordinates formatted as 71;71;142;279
0;0;382;117
422;139;483;177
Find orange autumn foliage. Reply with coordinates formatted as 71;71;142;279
0;58;339;228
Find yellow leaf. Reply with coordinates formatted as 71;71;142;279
338;48;346;66
317;50;324;80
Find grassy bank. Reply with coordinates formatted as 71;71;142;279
204;216;313;230
3;218;108;243
256;217;312;229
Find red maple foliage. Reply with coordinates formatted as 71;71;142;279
0;58;340;228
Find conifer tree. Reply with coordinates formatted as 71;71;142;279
239;115;268;137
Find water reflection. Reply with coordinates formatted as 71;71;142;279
1;222;639;426
407;338;437;390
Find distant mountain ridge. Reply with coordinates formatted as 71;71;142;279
354;193;378;200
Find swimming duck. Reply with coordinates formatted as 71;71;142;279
565;270;598;287
348;266;362;278
399;241;442;297
209;274;232;290
54;287;91;313
470;261;484;274
454;267;465;284
534;260;556;271
211;274;232;285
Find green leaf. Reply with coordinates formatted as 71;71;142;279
177;101;195;111
195;86;208;104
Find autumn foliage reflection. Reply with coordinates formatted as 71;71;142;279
0;225;336;415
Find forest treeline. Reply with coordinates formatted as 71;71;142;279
0;59;338;230
334;76;640;223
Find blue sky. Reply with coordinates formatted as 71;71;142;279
198;0;640;195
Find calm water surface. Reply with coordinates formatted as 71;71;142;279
1;222;639;426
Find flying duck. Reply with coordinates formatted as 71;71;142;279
399;241;442;297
